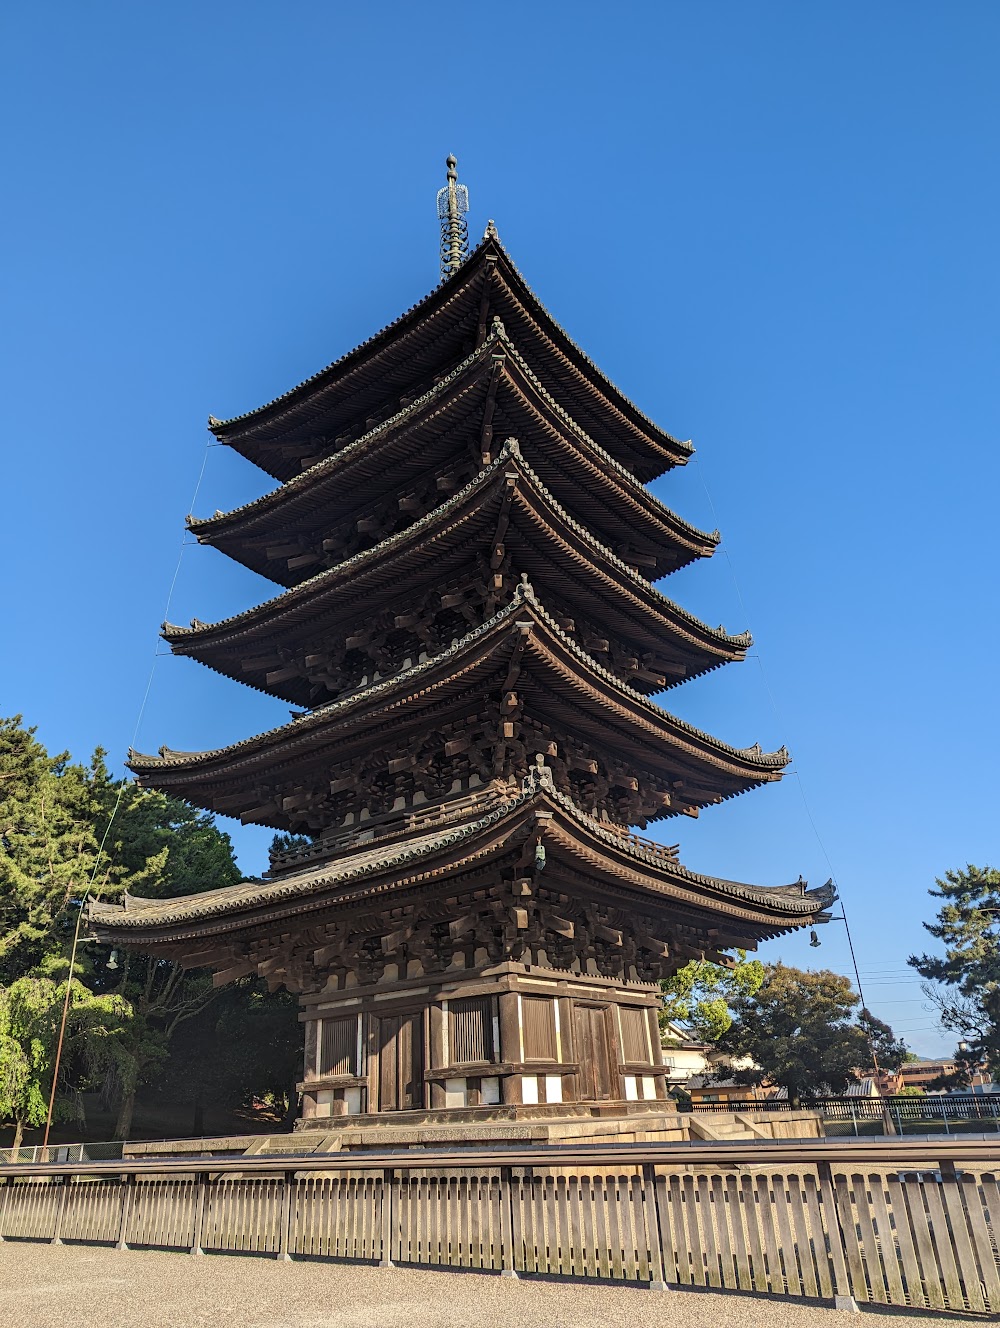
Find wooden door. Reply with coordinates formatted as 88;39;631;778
573;1004;616;1101
375;1013;424;1111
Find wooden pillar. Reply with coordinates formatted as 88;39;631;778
428;1002;446;1109
646;1003;668;1100
558;996;577;1101
303;1017;319;1079
498;991;521;1104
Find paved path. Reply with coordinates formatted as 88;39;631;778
0;1243;965;1326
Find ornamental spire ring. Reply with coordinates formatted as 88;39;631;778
436;154;469;281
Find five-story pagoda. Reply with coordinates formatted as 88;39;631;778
91;160;832;1125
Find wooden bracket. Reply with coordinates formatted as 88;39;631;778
479;357;504;463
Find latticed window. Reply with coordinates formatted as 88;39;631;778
449;996;495;1063
522;997;557;1061
618;1006;650;1063
319;1015;359;1076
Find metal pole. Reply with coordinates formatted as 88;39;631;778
42;895;88;1152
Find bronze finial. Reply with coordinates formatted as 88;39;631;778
436;154;469;281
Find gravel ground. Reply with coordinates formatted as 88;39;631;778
0;1243;973;1327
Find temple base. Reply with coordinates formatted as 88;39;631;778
297;961;670;1124
293;1098;679;1138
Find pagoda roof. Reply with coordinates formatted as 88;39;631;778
165;441;748;702
87;787;833;952
133;586;786;826
209;231;690;484
190;325;717;586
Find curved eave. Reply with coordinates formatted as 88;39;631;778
494;327;717;564
541;801;834;930
87;808;530;941
191;329;715;580
133;590;787;813
86;790;828;945
165;445;748;699
211;234;690;481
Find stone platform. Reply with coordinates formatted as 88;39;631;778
123;1102;823;1160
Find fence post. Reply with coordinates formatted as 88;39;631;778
817;1160;859;1313
190;1173;207;1256
276;1170;294;1262
116;1174;135;1251
0;1179;9;1242
499;1165;519;1279
941;1099;950;1135
849;1101;858;1137
643;1162;670;1292
50;1174;70;1245
379;1168;395;1269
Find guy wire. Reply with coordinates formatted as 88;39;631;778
46;439;212;1141
84;438;213;897
690;454;875;1021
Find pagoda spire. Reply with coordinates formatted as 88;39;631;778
437;154;469;279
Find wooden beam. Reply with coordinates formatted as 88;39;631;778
213;960;256;987
479;357;503;462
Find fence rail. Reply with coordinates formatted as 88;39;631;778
688;1095;1000;1136
1;1139;998;1315
690;1095;1000;1119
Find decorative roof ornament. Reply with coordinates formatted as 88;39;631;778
436;154;469;281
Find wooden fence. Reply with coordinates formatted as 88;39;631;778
1;1140;998;1314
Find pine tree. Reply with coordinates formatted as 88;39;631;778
0;715;298;1143
909;864;1000;1078
0;717;104;984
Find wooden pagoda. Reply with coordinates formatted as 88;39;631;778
91;166;832;1125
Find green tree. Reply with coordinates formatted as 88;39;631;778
0;974;131;1150
0;717;248;1141
908;864;1000;1079
88;777;245;1138
0;717;105;984
153;981;303;1134
857;1007;909;1075
660;952;765;1043
717;963;907;1107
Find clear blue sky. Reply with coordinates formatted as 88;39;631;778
3;3;997;1058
